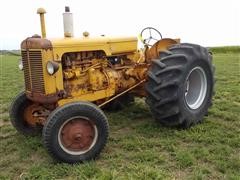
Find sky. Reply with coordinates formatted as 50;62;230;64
0;0;239;50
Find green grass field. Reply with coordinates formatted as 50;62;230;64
0;51;239;179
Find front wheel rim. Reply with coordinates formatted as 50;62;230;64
58;116;98;155
184;66;207;110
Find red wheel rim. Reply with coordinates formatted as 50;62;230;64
58;117;97;155
23;103;46;126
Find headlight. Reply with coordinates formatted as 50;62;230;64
18;59;23;70
46;61;59;75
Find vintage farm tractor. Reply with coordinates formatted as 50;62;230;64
10;7;214;163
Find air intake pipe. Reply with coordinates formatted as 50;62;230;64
63;6;74;37
37;8;47;38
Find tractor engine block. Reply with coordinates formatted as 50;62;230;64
61;51;143;99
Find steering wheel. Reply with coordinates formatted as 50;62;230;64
140;27;162;46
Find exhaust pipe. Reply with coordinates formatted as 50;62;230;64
63;6;74;38
37;8;47;38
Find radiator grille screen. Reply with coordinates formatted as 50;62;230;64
21;50;45;93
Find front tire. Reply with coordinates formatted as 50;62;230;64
145;43;214;128
42;101;109;163
9;92;42;136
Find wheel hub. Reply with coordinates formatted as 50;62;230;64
59;118;98;155
184;67;207;110
23;103;47;126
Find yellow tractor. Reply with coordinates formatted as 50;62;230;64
10;7;215;163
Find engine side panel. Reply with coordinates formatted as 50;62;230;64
51;36;138;61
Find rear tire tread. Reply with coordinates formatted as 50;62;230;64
146;43;215;128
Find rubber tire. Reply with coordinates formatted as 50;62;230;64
9;92;42;136
145;43;214;128
102;94;134;111
42;101;109;163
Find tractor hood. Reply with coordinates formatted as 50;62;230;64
21;36;138;57
51;36;137;48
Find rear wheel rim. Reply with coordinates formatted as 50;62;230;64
58;117;98;155
184;67;207;110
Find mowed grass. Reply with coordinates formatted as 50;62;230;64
0;52;240;179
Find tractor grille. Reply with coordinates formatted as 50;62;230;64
21;50;45;93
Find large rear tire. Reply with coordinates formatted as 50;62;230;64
145;43;214;128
